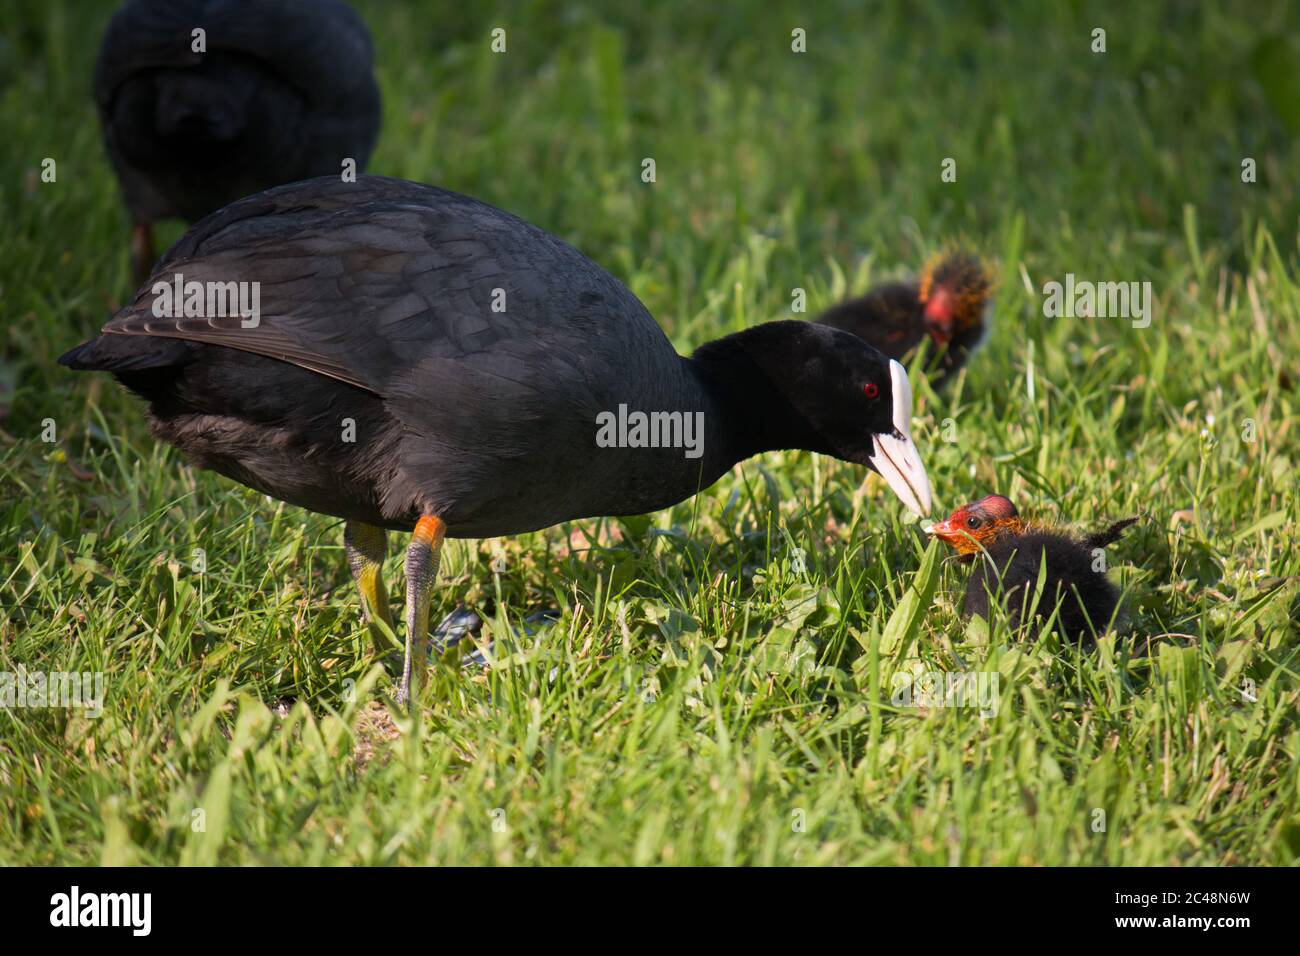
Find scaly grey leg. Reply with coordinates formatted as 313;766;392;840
396;515;446;707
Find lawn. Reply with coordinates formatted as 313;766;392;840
1;0;1298;865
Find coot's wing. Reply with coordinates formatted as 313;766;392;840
95;0;376;110
101;176;673;403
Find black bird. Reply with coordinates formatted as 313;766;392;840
60;175;934;703
816;253;993;389
925;494;1137;642
94;0;381;284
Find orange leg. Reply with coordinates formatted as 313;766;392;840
397;515;447;707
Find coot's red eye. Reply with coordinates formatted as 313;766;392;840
863;383;879;399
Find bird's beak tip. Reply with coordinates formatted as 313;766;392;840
868;360;934;519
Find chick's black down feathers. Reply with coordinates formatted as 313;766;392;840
817;281;930;359
816;254;991;389
965;530;1127;642
94;0;381;225
1081;515;1141;551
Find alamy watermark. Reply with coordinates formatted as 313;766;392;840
892;670;999;718
49;886;150;936
595;405;705;459
1041;274;1152;328
1;668;105;718
151;272;261;328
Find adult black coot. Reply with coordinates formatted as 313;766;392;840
94;0;381;283
61;175;934;703
816;253;992;389
925;494;1138;642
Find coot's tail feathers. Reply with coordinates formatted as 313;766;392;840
58;334;193;373
1081;514;1142;550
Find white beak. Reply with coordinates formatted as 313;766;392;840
868;360;934;518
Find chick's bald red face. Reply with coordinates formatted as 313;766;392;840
926;494;1023;554
922;287;957;344
918;254;991;347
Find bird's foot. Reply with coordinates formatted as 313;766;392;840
398;515;445;710
344;521;398;658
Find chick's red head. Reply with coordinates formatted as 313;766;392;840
925;494;1022;554
918;253;992;347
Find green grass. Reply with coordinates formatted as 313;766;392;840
2;0;1299;865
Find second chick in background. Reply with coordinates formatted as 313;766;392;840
817;252;993;390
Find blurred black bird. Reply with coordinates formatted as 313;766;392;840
816;253;993;389
926;494;1137;642
94;0;381;285
60;175;933;704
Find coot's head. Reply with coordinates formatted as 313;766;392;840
918;252;992;348
925;494;1023;554
698;321;933;517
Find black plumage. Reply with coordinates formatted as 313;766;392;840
94;0;381;281
816;253;992;389
963;531;1126;642
927;495;1137;643
60;174;933;701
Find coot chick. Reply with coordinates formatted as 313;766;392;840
60;175;933;704
925;494;1137;642
94;0;381;284
816;253;992;389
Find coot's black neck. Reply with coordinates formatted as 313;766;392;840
685;325;835;474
